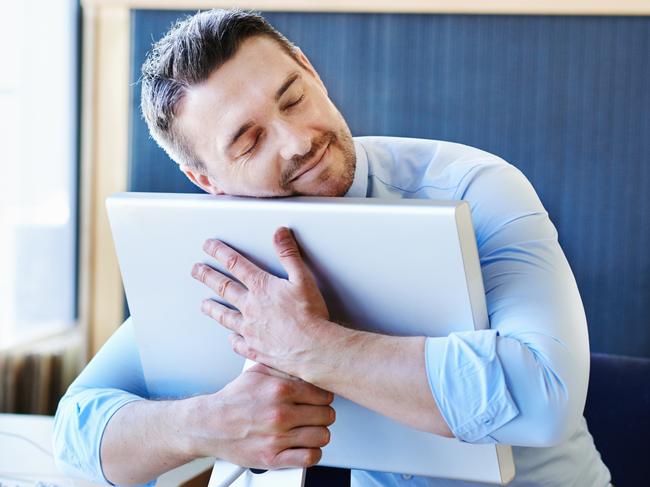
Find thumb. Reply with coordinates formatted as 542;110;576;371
273;227;309;284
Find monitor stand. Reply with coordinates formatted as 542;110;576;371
208;459;305;487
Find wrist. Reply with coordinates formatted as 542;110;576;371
297;318;364;388
174;395;213;459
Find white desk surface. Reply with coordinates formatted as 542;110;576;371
0;414;213;487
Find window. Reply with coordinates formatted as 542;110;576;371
0;0;78;348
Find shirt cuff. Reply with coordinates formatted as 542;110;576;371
425;331;519;443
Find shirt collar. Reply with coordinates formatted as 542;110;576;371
344;138;369;198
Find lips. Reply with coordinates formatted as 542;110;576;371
289;140;330;183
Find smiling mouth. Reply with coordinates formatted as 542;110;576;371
289;140;331;183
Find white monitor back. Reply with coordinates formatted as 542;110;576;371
107;193;513;484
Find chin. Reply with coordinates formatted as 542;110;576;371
304;156;356;197
298;170;354;197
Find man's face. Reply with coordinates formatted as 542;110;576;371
176;36;356;197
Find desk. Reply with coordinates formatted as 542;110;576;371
0;414;213;487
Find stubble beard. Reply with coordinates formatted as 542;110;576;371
280;126;357;197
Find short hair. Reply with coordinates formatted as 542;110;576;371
140;9;303;170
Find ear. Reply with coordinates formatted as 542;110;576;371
180;164;225;195
295;47;328;95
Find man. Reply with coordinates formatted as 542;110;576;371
54;9;612;487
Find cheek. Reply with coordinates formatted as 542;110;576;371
312;100;338;125
238;158;288;196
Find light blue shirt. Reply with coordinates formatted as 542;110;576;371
53;136;611;486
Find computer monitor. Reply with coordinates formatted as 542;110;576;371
107;193;513;484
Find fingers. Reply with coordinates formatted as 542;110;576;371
273;227;309;284
284;426;331;449
247;368;333;406
266;425;332;468
284;405;336;429
203;239;270;292
192;263;246;305
228;333;259;361
289;380;334;406
272;447;323;468
201;300;242;333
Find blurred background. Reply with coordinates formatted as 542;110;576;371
0;0;80;415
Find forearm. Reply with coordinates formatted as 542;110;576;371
100;398;198;486
101;365;336;485
298;320;579;446
315;325;584;446
298;323;452;438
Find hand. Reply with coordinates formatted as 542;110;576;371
186;363;335;469
191;227;338;379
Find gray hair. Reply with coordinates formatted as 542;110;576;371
140;9;303;170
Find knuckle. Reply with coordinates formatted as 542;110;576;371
218;310;228;325
217;278;232;297
225;253;239;272
264;434;281;451
270;381;292;398
244;346;257;361
278;247;300;259
260;450;277;468
268;406;287;426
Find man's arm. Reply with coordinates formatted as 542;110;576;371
53;319;335;486
193;163;589;446
191;233;451;438
100;364;333;486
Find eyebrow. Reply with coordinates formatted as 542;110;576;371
275;72;300;102
226;72;301;153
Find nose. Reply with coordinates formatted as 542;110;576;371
273;120;312;161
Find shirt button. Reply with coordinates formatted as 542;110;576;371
401;474;413;480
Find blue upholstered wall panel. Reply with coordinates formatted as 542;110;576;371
129;11;650;357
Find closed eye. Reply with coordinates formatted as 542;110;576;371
238;94;304;158
242;132;261;156
283;94;304;110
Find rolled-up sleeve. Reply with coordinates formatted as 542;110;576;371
53;318;154;485
424;162;590;446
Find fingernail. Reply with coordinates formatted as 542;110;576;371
275;227;291;243
201;299;210;314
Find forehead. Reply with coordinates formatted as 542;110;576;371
177;36;300;155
